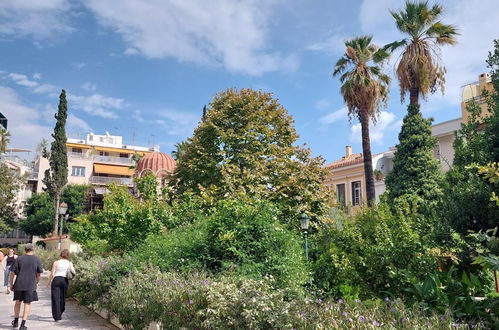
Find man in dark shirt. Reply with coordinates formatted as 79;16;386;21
9;243;43;330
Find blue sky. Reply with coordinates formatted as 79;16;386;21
1;0;498;164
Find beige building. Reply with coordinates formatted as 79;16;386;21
323;146;394;211
461;72;494;124
33;132;159;208
431;118;462;172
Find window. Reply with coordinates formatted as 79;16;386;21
336;184;346;207
119;153;129;158
71;166;86;177
72;148;82;153
351;181;362;206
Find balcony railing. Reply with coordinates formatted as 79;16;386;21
91;176;133;186
67;152;134;165
93;155;134;165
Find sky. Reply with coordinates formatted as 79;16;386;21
1;0;498;164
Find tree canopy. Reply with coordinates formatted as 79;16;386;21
385;1;458;105
0;164;22;233
168;88;329;220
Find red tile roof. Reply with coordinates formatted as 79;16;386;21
325;152;382;170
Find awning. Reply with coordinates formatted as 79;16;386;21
66;143;91;149
94;163;135;176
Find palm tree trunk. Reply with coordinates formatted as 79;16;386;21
409;87;419;106
360;114;376;207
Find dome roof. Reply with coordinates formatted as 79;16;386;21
136;152;176;177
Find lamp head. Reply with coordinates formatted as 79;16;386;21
58;202;68;215
299;212;310;230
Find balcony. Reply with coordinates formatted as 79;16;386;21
93;155;134;165
67;152;134;165
91;176;133;186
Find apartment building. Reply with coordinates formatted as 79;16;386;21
0;152;34;244
461;72;494;124
33;132;158;208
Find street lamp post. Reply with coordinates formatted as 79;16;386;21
57;202;68;250
299;212;310;261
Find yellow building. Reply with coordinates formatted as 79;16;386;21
33;132;159;208
461;72;494;124
323;146;393;212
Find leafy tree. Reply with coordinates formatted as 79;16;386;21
441;40;499;233
20;192;54;236
20;184;89;236
0;128;11;153
70;184;172;253
0;164;22;233
43;90;68;235
171;141;189;161
385;104;443;208
485;39;499;162
333;36;390;206
384;1;458;106
61;184;90;219
169;88;329;221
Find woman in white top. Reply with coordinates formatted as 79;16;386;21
47;249;75;322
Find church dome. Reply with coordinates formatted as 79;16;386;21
136;152;176;177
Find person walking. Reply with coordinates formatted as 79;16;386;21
47;249;75;322
9;243;43;330
2;248;18;294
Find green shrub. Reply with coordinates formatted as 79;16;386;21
312;202;437;298
34;248;60;271
135;197;308;291
71;254;141;309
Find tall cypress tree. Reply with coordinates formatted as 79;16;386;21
43;90;68;235
385;104;443;208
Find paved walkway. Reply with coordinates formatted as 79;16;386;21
0;271;118;330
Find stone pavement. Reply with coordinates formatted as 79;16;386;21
0;271;118;330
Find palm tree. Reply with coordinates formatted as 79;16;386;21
333;36;390;206
0;128;10;153
384;1;458;106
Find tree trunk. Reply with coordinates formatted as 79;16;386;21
53;193;60;236
409;87;419;106
360;114;376;207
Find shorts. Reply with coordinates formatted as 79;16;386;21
13;290;38;303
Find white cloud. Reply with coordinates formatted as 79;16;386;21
349;111;401;144
307;34;347;55
72;62;86;69
33;73;42;80
0;86;52;151
124;47;139;55
0;0;73;39
315;98;331;111
5;71;124;119
68;93;125;119
8;73;39;88
81;82;97;92
319;107;348;124
359;0;499;110
84;0;296;75
67;114;92;132
33;83;59;95
133;109;199;137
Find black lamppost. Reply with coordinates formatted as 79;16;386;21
57;202;68;250
299;212;310;261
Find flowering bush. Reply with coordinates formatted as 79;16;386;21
70;254;140;310
105;269;479;329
